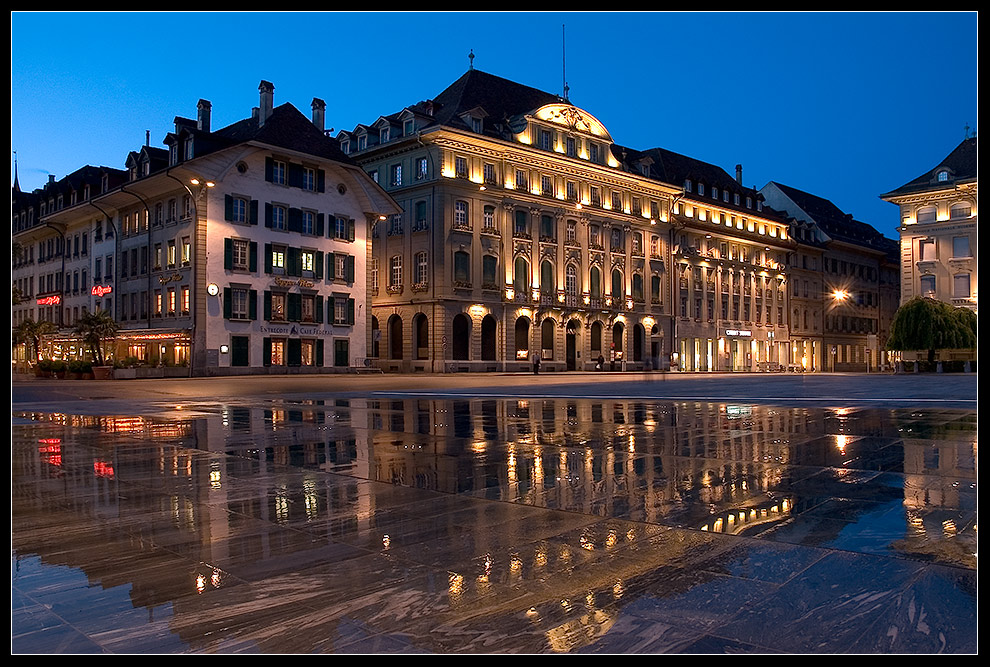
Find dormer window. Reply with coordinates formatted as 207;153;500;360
358;135;367;150
746;196;752;209
723;190;729;203
341;140;350;154
937;169;950;182
698;183;705;197
471;117;482;133
539;129;553;151
404;119;415;136
184;138;194;160
380;127;390;143
685;179;692;193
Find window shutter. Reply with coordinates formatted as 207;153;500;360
263;337;272;366
249;200;259;225
315;251;324;280
264;290;272;320
224;238;233;270
249;242;258;272
327;253;336;280
348;218;356;242
315;295;323;323
347;298;355;325
345;255;355;283
316;213;325;237
265;203;273;228
265;157;274;183
288;293;301;321
264;244;272;274
317;169;325;193
288;163;303;189
223;287;232;319
288;207;302;233
224;195;233;221
288;247;301;277
249;290;257;320
316;339;324;366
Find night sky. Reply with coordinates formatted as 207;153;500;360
11;11;978;239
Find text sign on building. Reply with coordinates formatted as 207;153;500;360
36;295;61;306
91;285;113;297
725;329;752;337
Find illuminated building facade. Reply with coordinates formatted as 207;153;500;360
880;136;977;312
760;182;900;372
341;69;792;372
12;81;399;374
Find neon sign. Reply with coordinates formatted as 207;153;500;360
91;285;113;297
36;295;61;306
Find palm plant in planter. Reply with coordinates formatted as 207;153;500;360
14;318;58;372
74;310;120;377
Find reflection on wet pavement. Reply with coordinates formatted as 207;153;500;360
12;398;977;653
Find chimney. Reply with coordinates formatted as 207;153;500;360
258;80;274;126
311;98;326;132
735;164;743;184
197;99;212;132
146;130;151;146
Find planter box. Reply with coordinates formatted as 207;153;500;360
92;366;113;380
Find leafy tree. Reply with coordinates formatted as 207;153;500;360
886;297;977;363
13;318;58;362
73;310;120;367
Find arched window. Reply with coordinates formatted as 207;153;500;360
950;202;972;219
514;256;530;294
917;206;937;224
565;264;578;297
541;260;555;296
591;321;603;353
632;273;644;301
611;268;624;301
541;319;555;359
590;265;601;298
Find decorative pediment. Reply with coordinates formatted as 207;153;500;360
533;104;612;141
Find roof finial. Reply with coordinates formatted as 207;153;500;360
468;49;475;70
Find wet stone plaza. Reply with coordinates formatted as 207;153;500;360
11;375;978;654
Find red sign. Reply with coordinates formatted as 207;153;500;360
36;295;61;306
91;285;113;297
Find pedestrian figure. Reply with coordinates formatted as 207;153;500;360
597;354;605;371
532;353;541;375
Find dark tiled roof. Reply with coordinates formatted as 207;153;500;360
882;136;977;197
770;181;892;250
430;69;563;131
212;103;354;165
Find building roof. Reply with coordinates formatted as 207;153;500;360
881;136;977;198
211;102;354;165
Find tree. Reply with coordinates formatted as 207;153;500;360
886;297;977;363
13;318;58;362
73;310;120;367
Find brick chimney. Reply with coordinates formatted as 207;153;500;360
735;164;743;184
258;81;274;126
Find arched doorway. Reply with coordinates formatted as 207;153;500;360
481;315;497;361
566;319;580;371
452;313;470;360
541;318;555;361
388;315;403;360
633;323;645;362
412;313;429;360
612;321;625;367
371;316;380;358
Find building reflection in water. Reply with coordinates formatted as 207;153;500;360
11;398;976;653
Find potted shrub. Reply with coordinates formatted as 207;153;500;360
49;360;67;379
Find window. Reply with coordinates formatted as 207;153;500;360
566;181;577;202
168;198;177;222
272;160;287;185
590;186;601;206
415;251;428;286
371;258;379;293
937;169;949;182
920;275;935;297
917;206;936;224
404;119;415;136
270;338;286;365
301;210;315;235
181;286;190;315
454;251;470;284
167;241;177;268
154;290;163;317
566;136;576;157
272;204;287;230
611;191;622;211
333;296;355;325
483;205;495;230
380;127;390;143
483;162;496;185
330;252;353;282
390;255;403;288
541;175;554;197
540;214;555;240
301;294;316;322
334;216;354;241
455;156;468;179
566;220;577;243
389;214;403;236
154;244;163;270
698;183;705;197
271;246;286;274
454;200;469;227
232;239;250;271
390;164;402;186
270;292;287;321
416;157;428;180
483;255;498;287
950;202;971;219
301;250;315;275
167;288;177;316
231;288;250;319
515;169;528;191
953;273;971;298
181;237;191;265
589;143;600;163
539;129;553;150
952;236;971;258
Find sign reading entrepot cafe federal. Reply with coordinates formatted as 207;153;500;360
259;324;340;337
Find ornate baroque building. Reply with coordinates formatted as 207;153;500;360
340;69;794;373
12;81;399;374
880;136;977;312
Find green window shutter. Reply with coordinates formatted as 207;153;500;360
315;251;324;280
249;200;259;225
288;163;303;189
223;287;232;319
288;247;301;277
264;244;272;273
249;290;258;320
327;253;336;280
316;339;324;366
263;337;272;366
288;293;301;322
224;195;233;221
317;169;326;193
347;298;355;325
224;238;233;270
316;213;325;237
288;207;302;233
345;255;355;283
265;203;273;228
315;295;324;323
264;290;272;320
265;157;274;183
348;218;355;242
249;242;258;272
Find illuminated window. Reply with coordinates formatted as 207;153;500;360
270;338;285;365
270;292;287;321
301;250;315;275
455;157;468;179
271;246;286;274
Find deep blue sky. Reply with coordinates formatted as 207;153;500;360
11;12;977;239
